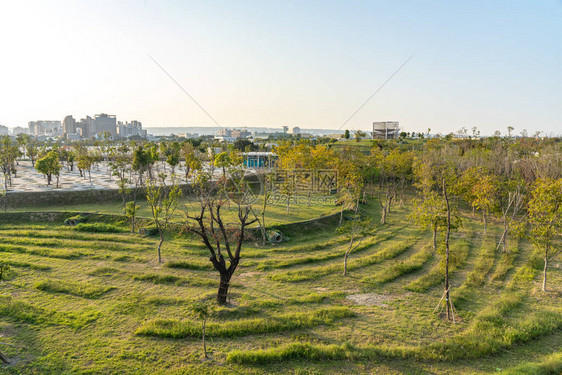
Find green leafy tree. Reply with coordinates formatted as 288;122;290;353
35;151;61;187
524;178;562;291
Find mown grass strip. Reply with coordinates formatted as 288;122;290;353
249;292;345;308
0;228;142;244
2;260;51;270
131;272;217;287
490;239;519;283
499;352;562;375
362;245;433;285
0;296;100;329
0;244;83;259
73;223;124;233
35;279;115;299
166;260;211;271
452;236;496;303
270;237;417;282
0;235;152;253
404;239;470;293
135;306;354;339
256;235;385;271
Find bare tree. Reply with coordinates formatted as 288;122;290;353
184;172;258;305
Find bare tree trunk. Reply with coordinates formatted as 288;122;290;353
542;248;548;292
202;318;207;358
380;206;387;224
483;212;487;235
432;227;437;253
343;253;348;276
157;234;164;263
217;273;231;305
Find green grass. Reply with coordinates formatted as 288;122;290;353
0;200;560;374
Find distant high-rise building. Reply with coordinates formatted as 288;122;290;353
282;126;289;133
12;126;28;135
117;120;147;139
372;121;400;139
28;120;62;136
0;125;9;135
62;115;76;135
93;113;117;138
291;126;301;135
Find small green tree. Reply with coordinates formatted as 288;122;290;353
344;129;350;139
35;151;61;187
145;178;182;263
410;190;447;253
190;301;214;359
524;178;562;292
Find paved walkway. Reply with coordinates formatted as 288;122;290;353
4;160;194;192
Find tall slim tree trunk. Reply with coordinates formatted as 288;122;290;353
380;206;387;224
202;318;207;358
343;253;348;276
542;253;548;292
432;227;437;253
483;212;487;235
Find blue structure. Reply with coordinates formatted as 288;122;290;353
243;152;277;169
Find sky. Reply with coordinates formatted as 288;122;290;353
0;0;561;136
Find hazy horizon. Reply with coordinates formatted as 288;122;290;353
1;1;561;136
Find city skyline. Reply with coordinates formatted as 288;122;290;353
1;1;561;136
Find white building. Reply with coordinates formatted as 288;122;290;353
372;121;400;139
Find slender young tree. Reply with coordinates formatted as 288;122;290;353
336;215;373;276
524;178;562;292
145;177;182;263
190;301;214;359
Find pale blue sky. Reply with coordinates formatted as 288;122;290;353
0;0;560;135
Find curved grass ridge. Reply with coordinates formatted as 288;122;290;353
35;279;115;299
225;293;562;364
135;306;354;339
404;239;470;292
362;244;433;285
270;236;417;282
256;234;387;271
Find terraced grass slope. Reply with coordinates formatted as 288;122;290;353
0;202;560;374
